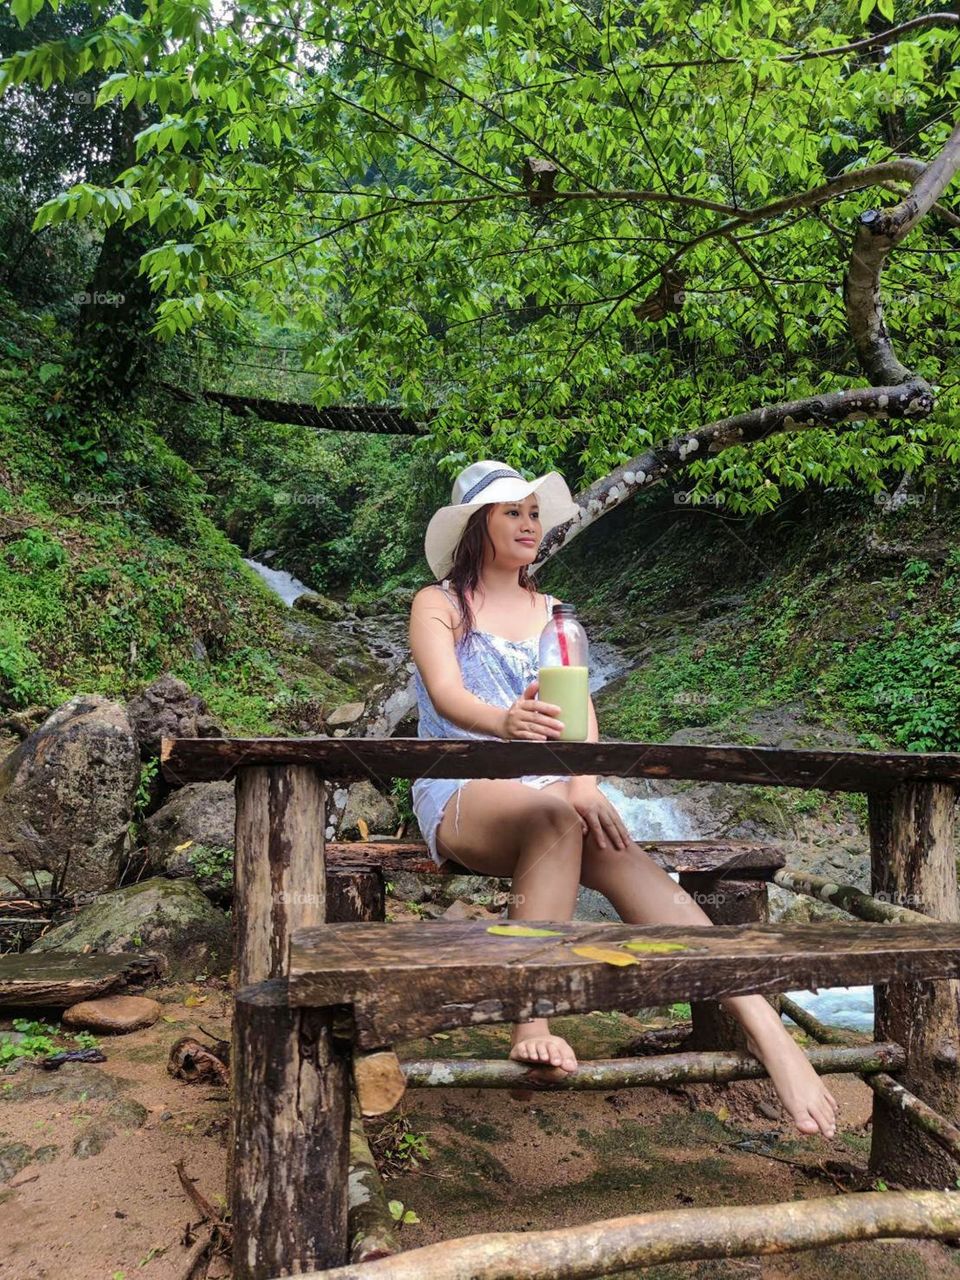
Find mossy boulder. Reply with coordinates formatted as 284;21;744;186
28;877;231;980
141;781;235;901
293;591;347;622
0;695;140;895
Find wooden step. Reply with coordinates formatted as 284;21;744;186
0;951;162;1008
327;839;786;877
287;919;960;1049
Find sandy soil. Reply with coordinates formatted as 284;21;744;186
1;970;958;1280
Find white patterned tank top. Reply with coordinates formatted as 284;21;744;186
410;579;566;864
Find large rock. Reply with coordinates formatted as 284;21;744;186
293;592;347;622
28;877;231;980
141;781;235;900
0;695;140;895
125;674;223;760
337;780;399;840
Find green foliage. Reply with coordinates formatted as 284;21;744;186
0;295;357;725
387;1200;421;1227
188;409;443;593
185;842;234;892
5;0;957;510
389;778;413;825
0;1017;101;1063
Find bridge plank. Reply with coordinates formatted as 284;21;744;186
287;920;960;1049
161;735;960;790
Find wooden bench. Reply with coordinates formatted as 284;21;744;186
288;918;960;1048
160;735;960;1279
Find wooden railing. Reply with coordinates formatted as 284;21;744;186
160;736;960;1280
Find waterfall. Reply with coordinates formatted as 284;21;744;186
243;557;312;607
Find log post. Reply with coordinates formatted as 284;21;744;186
868;782;960;1188
327;866;386;923
678;874;779;1052
230;765;351;1278
233;980;351;1278
233;764;328;987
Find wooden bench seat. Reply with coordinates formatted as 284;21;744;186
287;918;960;1048
327;837;786;877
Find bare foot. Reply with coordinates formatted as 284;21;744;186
746;1030;840;1138
509;1019;578;1077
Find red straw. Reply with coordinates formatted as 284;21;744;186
556;614;570;666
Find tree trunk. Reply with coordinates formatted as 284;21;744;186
868;782;960;1187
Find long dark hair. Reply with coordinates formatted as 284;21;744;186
441;506;538;646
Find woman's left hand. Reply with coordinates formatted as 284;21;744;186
568;784;632;851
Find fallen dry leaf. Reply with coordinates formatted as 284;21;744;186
571;945;639;966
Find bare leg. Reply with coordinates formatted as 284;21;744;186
435;779;583;1076
575;813;839;1137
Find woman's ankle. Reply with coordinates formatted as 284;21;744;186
512;1017;549;1039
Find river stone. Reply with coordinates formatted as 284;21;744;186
28;877;231;981
293;592;347;621
0;870;53;900
125;674;223;760
326;702;366;727
337;780;398;840
106;1098;149;1129
1;1061;129;1102
141;781;235;890
73;1121;116;1159
0;695;140;895
62;995;162;1034
0;1139;33;1182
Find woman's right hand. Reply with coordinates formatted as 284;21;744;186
499;679;566;740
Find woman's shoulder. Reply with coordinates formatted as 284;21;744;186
413;580;455;605
411;581;461;628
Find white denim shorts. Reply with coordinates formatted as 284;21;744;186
411;774;567;866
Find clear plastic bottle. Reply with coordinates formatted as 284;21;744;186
537;603;589;741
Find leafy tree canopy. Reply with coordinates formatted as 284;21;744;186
4;0;960;507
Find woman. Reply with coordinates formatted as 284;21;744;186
408;459;839;1138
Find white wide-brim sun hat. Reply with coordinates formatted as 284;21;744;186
424;459;580;581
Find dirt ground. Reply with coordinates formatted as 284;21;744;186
1;974;959;1280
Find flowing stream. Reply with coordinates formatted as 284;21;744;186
247;557;871;1030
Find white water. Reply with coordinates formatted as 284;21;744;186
244;557;312;606
595;778;874;1031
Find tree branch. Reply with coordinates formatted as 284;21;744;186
535;380;932;563
845;119;960;385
